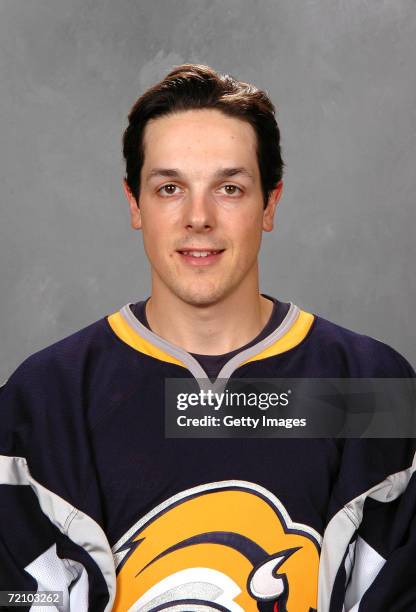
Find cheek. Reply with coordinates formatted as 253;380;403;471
141;203;181;235
244;216;264;257
141;212;173;249
141;223;165;261
238;214;264;246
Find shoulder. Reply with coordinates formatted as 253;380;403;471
306;312;415;377
2;315;112;390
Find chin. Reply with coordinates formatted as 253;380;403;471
172;282;229;307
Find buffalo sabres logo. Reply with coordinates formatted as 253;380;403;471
113;480;320;611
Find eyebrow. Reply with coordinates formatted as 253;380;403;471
146;167;255;182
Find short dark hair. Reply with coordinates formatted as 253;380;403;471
122;63;284;208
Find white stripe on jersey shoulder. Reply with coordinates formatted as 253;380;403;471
25;543;89;611
0;455;116;611
344;536;386;612
317;450;416;612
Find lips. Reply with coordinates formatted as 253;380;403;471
180;250;222;257
177;248;225;266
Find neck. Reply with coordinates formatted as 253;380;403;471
145;277;273;356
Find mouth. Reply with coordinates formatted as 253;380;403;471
176;249;225;266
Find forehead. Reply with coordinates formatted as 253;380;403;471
141;109;259;176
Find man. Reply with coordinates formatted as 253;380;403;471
0;64;415;611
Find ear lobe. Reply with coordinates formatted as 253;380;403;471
123;179;142;230
263;180;283;232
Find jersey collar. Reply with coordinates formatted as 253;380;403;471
107;303;314;386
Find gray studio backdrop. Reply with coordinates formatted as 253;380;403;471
1;0;415;378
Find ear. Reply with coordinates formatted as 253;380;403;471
263;180;283;232
123;179;142;230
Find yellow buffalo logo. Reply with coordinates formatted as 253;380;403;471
113;480;320;611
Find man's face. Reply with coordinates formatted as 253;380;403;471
125;108;282;306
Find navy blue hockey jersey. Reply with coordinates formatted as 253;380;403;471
0;301;415;611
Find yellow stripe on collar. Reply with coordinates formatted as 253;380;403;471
241;310;315;365
107;311;187;368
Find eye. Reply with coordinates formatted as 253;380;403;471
157;183;181;196
219;184;243;196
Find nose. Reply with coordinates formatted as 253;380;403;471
183;189;216;232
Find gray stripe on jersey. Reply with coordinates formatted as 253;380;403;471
120;302;300;390
317;451;416;612
0;455;116;612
